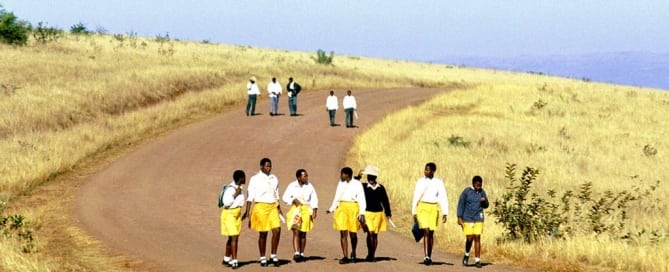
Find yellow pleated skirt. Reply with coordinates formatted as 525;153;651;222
250;202;280;232
416;202;440;230
286;204;314;232
333;201;360;232
364;211;387;233
220;207;242;236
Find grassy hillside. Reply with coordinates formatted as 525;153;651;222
1;33;667;271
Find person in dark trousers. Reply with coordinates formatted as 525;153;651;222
325;90;339;126
220;170;247;269
457;175;489;268
342;90;357;127
246;76;260;116
356;165;392;262
286;77;302;116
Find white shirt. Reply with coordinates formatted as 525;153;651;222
246;171;280;204
342;95;357;110
282;180;319;210
247;82;260;95
328;179;367;216
411;176;449;216
267;82;282;98
326;95;339;110
222;181;245;209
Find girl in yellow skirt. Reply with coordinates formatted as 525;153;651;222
357;165;392;262
282;169;319;262
220;170;247;269
410;162;449;266
327;167;367;264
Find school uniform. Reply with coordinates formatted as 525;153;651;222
411;177;448;230
220;181;245;236
363;183;391;233
328;179;367;232
282;180;319;232
247;171;281;232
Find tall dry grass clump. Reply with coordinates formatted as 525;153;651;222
347;75;669;271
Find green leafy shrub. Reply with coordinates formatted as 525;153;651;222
491;163;660;243
447;134;470;147
0;7;31;45
313;49;334;65
33;21;62;44
0;201;36;253
70;22;92;35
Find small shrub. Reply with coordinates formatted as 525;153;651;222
313;49;334;65
33;21;62;44
642;144;657;157
447;134;470;148
532;99;547;110
0;201;36;253
0;8;31;45
70;22;92;35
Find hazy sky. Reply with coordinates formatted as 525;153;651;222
2;0;668;61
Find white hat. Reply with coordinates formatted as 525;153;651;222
362;165;379;176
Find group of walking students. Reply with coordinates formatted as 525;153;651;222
218;158;489;269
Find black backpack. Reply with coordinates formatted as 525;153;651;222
218;184;231;208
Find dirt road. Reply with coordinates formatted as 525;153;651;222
74;87;528;271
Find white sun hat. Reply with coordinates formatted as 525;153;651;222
362;165;379;176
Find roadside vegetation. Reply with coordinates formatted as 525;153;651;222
3;6;668;271
346;75;669;271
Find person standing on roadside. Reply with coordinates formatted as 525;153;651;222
327;167;367;264
325;90;339;126
411;162;448;266
246;76;260;116
356;165;392;262
244;158;283;267
220;170;247;269
267;77;282;116
286;77;302;116
457;175;489;268
342;90;357;128
282;169;319;263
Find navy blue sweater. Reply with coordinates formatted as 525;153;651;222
456;187;489;222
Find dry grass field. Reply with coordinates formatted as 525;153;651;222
1;33;667;271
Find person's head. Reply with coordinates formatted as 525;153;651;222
424;162;437;179
233;170;246;185
362;165;379;184
329;90;334;96
249;76;256;83
288;77;294;82
347;90;352;96
259;157;272;174
272;77;276;83
296;169;309;185
340;167;353;181
472;175;483;191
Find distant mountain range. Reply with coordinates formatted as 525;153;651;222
433;52;669;91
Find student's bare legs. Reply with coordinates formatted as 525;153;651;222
339;231;349;258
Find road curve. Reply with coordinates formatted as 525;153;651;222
74;87;528;272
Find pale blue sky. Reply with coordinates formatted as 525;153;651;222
2;0;668;61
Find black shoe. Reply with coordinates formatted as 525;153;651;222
350;253;356;263
475;261;482;268
231;262;239;269
365;255;375;262
423;257;432;266
338;257;350;264
260;260;268;267
463;255;469;266
271;257;280;267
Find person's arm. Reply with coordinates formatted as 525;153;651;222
381;186;392;218
439;181;449;223
281;183;296;205
327;182;342;213
311;186;319;220
411;179;423;217
481;189;489;209
457;189;467;226
356;181;367;217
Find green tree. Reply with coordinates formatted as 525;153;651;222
0;6;32;45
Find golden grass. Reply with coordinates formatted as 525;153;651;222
2;32;667;271
346;74;669;271
0;33;453;271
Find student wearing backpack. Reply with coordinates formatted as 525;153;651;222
219;170;247;269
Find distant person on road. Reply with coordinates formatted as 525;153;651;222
246;76;260;116
282;169;319;263
244;158;284;267
286;77;302;116
327;167;367;264
220;170;248;269
457;175;489;268
325;90;339;126
267;77;282;116
411;162;448;266
342;90;357;128
356;165;392;262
